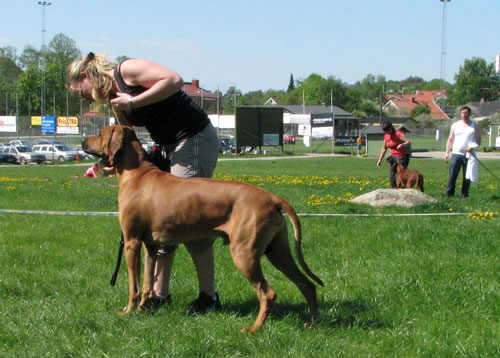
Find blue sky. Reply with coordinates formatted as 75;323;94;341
2;0;499;93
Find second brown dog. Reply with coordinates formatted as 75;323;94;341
395;163;424;192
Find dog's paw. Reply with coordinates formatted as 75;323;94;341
240;325;259;334
119;308;131;317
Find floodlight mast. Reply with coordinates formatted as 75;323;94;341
439;0;450;92
38;1;52;117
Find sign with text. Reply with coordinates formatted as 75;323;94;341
298;124;311;136
57;126;79;134
31;116;42;126
0;116;16;132
262;134;279;146
57;116;78;127
41;116;56;133
311;126;334;138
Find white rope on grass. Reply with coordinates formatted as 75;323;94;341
0;209;491;218
0;209;118;216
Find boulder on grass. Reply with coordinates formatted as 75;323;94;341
351;189;437;208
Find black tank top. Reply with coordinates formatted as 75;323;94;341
113;62;209;145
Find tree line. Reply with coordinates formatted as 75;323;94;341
1;33;499;118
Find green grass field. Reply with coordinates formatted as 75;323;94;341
1;156;499;357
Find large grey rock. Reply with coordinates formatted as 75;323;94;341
351;189;438;208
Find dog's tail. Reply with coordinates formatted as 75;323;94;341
278;198;324;286
417;175;424;192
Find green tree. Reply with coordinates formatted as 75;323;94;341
411;105;431;118
45;34;81;90
19;45;41;70
0;46;22;115
449;57;500;105
351;74;386;101
295;73;323;105
45;34;81;116
344;88;363;113
287;74;295;92
15;34;83;116
15;66;42;115
222;86;242;114
238;90;265;106
399;76;426;93
318;76;348;108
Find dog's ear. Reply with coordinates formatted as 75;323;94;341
107;127;125;166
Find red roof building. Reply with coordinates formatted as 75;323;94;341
384;89;450;120
182;80;220;114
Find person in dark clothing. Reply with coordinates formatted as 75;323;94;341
67;53;221;313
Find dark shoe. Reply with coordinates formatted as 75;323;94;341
461;194;468;199
189;292;221;314
149;294;172;310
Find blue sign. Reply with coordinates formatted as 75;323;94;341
41;116;56;133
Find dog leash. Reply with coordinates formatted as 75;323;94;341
471;152;500;182
110;232;124;286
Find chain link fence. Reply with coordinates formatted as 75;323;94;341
0;115;152;146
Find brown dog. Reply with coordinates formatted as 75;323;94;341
82;125;323;333
395;163;424;192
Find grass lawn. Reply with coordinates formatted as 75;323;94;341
0;156;499;357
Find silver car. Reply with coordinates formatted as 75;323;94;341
6;146;45;165
32;144;77;162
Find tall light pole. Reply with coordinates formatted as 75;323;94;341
439;0;450;92
38;1;51;117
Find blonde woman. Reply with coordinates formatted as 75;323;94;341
67;52;221;313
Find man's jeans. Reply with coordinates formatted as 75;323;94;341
446;154;470;197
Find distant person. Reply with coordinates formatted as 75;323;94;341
376;121;411;188
444;106;481;198
84;163;101;178
356;135;364;157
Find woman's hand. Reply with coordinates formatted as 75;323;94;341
110;92;133;112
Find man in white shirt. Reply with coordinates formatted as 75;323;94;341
444;106;481;198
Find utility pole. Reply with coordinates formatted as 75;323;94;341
38;1;51;117
439;0;450;92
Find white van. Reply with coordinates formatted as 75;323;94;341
32;144;77;162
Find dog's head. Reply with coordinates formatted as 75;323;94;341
395;163;405;173
81;125;137;166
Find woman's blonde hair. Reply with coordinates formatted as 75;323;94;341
66;52;115;102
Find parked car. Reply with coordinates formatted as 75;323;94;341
6;146;45;165
8;140;31;147
31;144;77;162
45;139;64;145
32;139;64;146
218;137;235;153
138;138;154;153
0;147;16;163
283;135;296;145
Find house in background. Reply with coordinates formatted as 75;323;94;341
467;101;500;122
467;101;500;148
182;80;220;114
384;90;451;120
